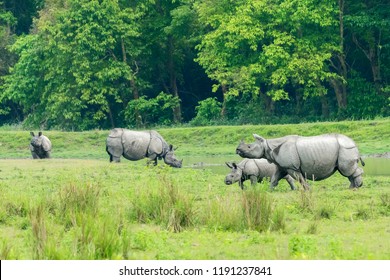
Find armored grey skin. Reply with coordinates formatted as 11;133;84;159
236;134;365;190
30;132;52;159
224;159;296;190
106;128;182;168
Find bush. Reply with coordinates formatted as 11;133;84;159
125;92;180;127
190;97;222;126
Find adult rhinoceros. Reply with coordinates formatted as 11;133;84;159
224;158;296;190
106;128;182;168
30;132;52;159
236;134;365;190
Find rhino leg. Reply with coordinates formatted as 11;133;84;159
239;179;245;190
31;151;40;159
284;175;297;190
288;171;310;191
270;169;288;190
111;155;121;162
250;175;258;186
147;156;158;166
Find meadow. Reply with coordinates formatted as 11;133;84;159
0;119;389;259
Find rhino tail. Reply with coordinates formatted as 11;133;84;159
360;157;365;167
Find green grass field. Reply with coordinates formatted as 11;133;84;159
0;119;389;259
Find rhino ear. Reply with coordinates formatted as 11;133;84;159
169;144;173;151
225;162;233;169
30;132;35;137
232;162;238;169
38;131;43;136
253;134;265;142
174;146;179;151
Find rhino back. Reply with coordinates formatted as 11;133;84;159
121;130;150;161
253;159;277;178
295;135;339;180
240;159;276;178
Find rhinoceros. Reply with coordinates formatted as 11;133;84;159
106;128;182;168
236;133;365;190
30;132;52;159
224;158;296;190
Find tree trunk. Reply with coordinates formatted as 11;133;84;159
260;90;274;115
220;84;227;118
121;38;142;127
330;0;348;111
321;95;329;118
330;78;347;110
295;89;303;116
107;103;115;128
168;36;182;124
352;32;382;90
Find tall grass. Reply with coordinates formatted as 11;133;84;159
129;170;286;233
129;167;195;232
30;204;47;259
242;189;286;232
58;182;101;229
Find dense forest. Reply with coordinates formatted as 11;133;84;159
0;0;389;130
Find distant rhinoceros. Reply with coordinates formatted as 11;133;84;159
106;128;183;168
236;133;365;190
224;158;296;190
30;132;52;159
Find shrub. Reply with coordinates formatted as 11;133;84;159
125;92;180;127
190;97;222;126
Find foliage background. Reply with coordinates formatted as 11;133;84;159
0;0;389;130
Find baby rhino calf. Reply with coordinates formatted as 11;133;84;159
224;158;296;190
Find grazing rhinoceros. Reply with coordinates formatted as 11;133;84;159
224;158;296;190
30;132;52;159
236;134;365;190
106;128;182;168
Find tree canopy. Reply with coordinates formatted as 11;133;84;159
0;0;389;130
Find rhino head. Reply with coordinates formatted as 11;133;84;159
236;134;266;159
224;162;243;185
30;131;45;149
163;145;183;168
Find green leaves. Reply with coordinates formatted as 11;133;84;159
196;0;338;100
2;0;144;129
